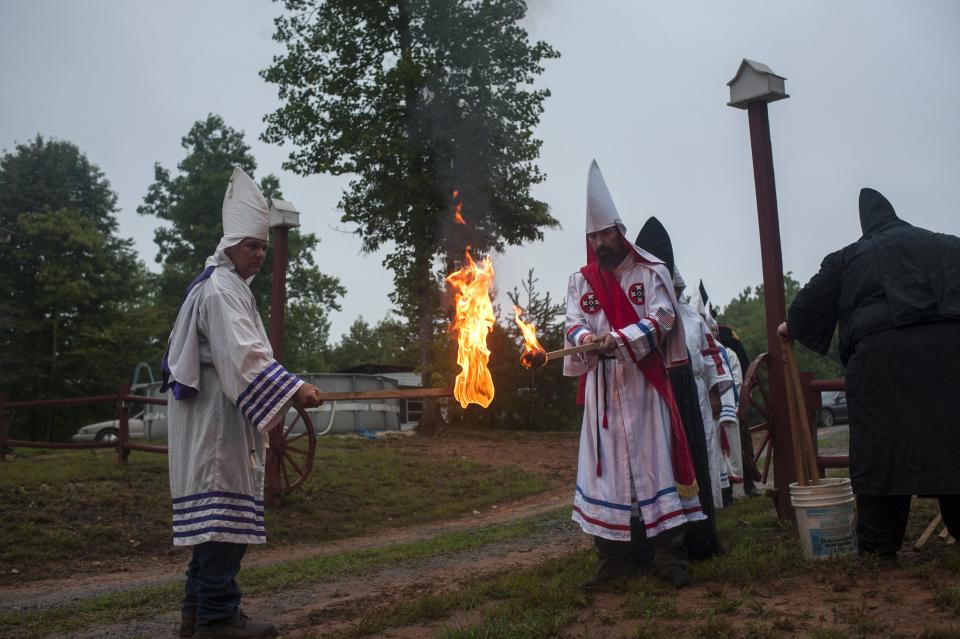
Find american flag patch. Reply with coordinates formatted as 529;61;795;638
655;306;674;331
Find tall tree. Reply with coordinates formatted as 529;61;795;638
138;115;345;372
262;0;560;424
0;136;163;439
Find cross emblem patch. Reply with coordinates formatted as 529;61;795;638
580;292;600;314
629;283;645;305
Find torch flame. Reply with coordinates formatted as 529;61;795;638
514;306;547;370
446;248;496;408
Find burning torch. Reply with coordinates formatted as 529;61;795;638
514;307;603;369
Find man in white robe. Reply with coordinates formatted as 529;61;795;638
697;286;742;506
635;217;726;560
163;167;323;639
564;161;705;588
718;337;745;503
676;277;733;511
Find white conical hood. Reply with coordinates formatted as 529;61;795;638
585;160;625;235
673;266;687;291
222;167;269;241
693;288;708;320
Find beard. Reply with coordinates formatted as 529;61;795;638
596;247;620;271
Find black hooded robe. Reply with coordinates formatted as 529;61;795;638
636;217;724;559
788;188;960;495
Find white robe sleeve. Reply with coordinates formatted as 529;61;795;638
201;289;304;433
719;386;738;425
718;346;742;425
610;274;676;363
727;346;743;389
701;328;732;396
563;273;598;377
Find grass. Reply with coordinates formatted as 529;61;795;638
0;508;571;638
436;551;593;639
301;494;960;639
0;436;549;582
315;498;808;638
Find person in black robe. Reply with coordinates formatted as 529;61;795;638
635;216;724;561
781;187;960;558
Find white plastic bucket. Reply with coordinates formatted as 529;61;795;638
790;478;858;560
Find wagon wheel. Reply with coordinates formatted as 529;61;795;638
737;352;773;487
266;403;316;497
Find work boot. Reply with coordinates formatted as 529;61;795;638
584;536;634;590
583;555;635;590
722;486;734;507
630;515;654;575
194;612;278;639
180;608;197;637
652;525;693;589
654;562;692;588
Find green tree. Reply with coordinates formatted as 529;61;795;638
262;0;560;425
327;315;419;372
138;115;345;372
503;269;578;429
717;273;844;381
0;136;163;440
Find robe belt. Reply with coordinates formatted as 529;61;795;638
595;356;615;477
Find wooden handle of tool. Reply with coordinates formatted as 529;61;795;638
545;341;604;361
781;336;820;485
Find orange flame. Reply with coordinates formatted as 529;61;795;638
453;190;466;225
446;248;496;408
514;306;547;370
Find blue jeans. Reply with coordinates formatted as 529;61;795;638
182;541;247;625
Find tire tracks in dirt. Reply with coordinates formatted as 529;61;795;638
70;521;589;639
0;487;573;619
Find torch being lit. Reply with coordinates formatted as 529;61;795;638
514;306;547;369
514;307;604;370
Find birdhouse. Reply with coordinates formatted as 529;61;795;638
269;198;301;229
727;59;789;109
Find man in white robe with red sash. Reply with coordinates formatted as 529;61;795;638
564;161;705;588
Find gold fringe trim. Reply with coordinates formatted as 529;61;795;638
676;481;699;500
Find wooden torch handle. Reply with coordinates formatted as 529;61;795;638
545;341;604;361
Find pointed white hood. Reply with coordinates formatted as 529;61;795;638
586;160;625;235
212;167;270;258
672;266;687;291
692;289;719;336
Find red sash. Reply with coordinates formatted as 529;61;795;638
578;261;698;495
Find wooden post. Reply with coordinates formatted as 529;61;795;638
746;101;796;519
266;225;291;507
268;225;289;363
117;384;131;465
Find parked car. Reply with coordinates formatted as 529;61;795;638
72;410;168;442
817;391;848;428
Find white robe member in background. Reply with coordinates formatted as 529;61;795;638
162;167;322;638
674;272;732;510
564;161;704;589
718;341;745;495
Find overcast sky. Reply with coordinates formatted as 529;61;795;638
2;0;959;341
